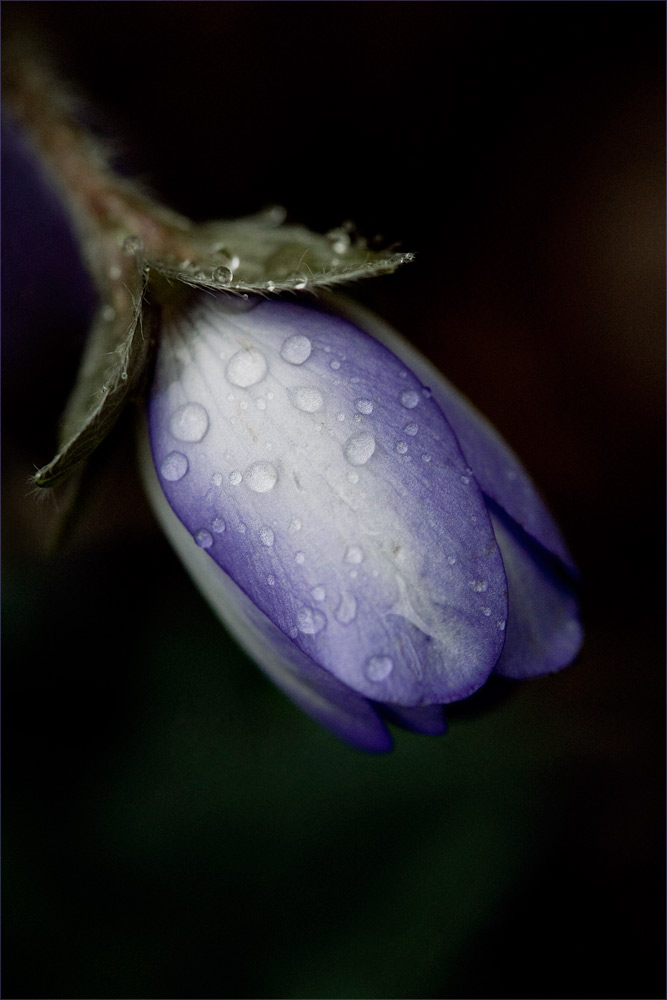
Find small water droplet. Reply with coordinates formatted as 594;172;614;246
400;389;420;409
447;555;457;565
212;517;226;533
229;470;243;486
344;431;375;466
481;607;492;617
294;278;308;290
226;347;268;388
238;523;247;534
290;387;324;412
289;519;302;533
344;545;364;564
355;399;373;415
245;461;278;493
365;655;394;682
280;334;311;365
460;475;470;484
295;551;306;564
404;422;418;436
160;452;189;482
297;607;326;635
421;453;432;463
330;360;341;370
122;234;142;255
268;575;276;586
469;579;488;593
497;619;507;631
347;471;359;484
335;592;357;625
337;412;346;422
212;265;233;283
395;441;408;454
260;527;275;547
170;402;209;442
212;472;223;486
311;585;326;601
195;529;213;549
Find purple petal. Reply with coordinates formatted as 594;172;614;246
489;509;583;678
333;298;577;575
147;293;508;707
378;703;448;736
140;429;393;751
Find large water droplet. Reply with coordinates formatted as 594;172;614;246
245;461;278;493
296;607;326;635
344;431;376;466
400;389;420;409
259;527;275;547
290;387;324;412
170;402;209;442
160;451;189;482
365;655;394;681
226;347;268;388
280;334;311;365
195;529;213;549
355;399;373;414
335;592;357;625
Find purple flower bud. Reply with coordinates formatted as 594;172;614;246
142;293;582;750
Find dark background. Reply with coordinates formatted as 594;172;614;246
2;3;664;998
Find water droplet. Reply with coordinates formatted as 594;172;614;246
395;441;408;454
344;431;375;466
170;402;209;442
294;278;308;290
311;585;326;601
229;470;243;486
355;399;373;415
421;453;432;463
481;607;492;617
497;619;507;631
330;360;341;370
212;472;223;486
101;304;116;322
404;422;418;436
245;461;278;493
460;475;470;484
344;545;363;564
400;389;420;409
226;347;268;388
212;265;233;283
289;519;302;533
469;579;488;593
295;551;306;564
260;527;275;547
160;452;189;482
238;523;247;534
337;412;346;422
267;574;276;586
212;517;226;533
447;555;457;565
280;334;311;365
297;607;326;635
365;655;394;682
335;592;357;625
195;529;213;549
290;387;324;412
122;234;142;255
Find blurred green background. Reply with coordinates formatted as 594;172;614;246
2;3;664;998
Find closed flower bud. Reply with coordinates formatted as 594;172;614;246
141;293;582;751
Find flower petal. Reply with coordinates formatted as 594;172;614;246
489;508;583;678
140;426;393;752
331;297;577;576
147;293;508;707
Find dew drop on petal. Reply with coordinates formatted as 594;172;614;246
395;441;408;454
297;607;326;635
280;334;312;365
404;422;418;436
344;431;376;466
289;518;302;533
160;451;189;482
330;360;341;370
212;518;226;533
365;655;394;682
229;471;243;486
212;265;233;283
344;545;364;564
335;592;357;625
400;390;420;409
195;529;213;549
245;461;278;493
290;387;324;412
355;399;373;415
469;579;489;593
226;347;268;388
295;551;306;564
259;527;275;547
212;472;223;486
170;402;209;442
267;575;276;586
311;585;326;601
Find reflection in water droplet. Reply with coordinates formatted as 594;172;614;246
160;452;189;482
344;432;375;466
212;518;226;533
400;390;420;409
280;334;312;364
344;545;363;564
245;461;278;493
366;655;394;681
170;402;209;442
260;527;274;546
335;592;357;625
297;607;326;635
355;399;373;414
290;387;324;412
226;347;268;388
195;529;213;549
